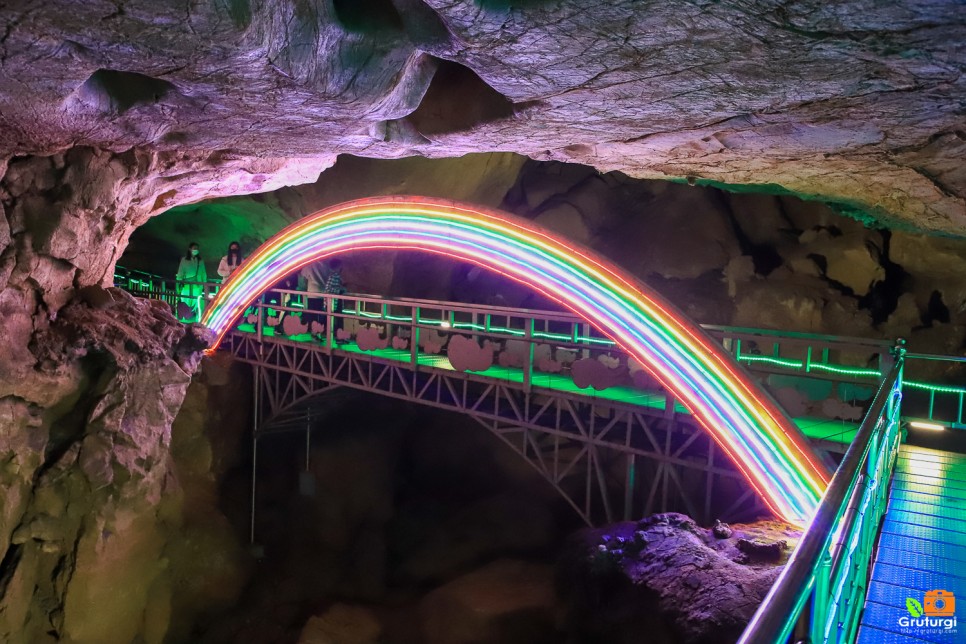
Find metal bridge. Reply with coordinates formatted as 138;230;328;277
116;266;966;643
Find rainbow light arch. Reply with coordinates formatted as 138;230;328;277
203;196;831;524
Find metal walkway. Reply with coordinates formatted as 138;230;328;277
857;446;966;643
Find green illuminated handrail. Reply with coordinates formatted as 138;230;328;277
738;352;904;644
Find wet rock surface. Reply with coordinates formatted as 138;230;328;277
557;513;801;644
0;145;314;644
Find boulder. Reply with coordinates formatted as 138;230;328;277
420;559;558;644
732;282;826;332
557;513;801;644
298;604;382;644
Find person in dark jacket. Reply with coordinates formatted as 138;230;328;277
217;241;243;279
323;258;347;336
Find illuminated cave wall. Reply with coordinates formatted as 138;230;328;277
126;154;966;361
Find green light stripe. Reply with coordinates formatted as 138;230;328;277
904;380;966;395
809;364;880;378
738;355;805;369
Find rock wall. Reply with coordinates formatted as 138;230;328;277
0;289;251;643
0;148;311;641
0;286;211;642
502;161;966;357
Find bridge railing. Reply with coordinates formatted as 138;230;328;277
705;324;892;380
241;288;629;391
113;266;220;320
110;267;909;411
112;267;963;426
737;352;904;644
243;287;897;397
903;352;966;427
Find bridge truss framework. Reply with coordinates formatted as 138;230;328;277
226;331;770;536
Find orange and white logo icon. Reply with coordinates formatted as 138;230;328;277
924;590;956;617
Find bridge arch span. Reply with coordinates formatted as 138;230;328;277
202;196;830;524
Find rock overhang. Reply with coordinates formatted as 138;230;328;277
0;0;962;233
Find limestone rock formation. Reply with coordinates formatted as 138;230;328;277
0;147;325;397
0;287;245;642
557;513;801;644
121;152;526;284
0;1;964;232
0;146;307;639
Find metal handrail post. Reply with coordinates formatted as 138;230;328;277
523;317;533;392
325;295;334;352
256;295;265;356
250;363;260;544
411;306;420;368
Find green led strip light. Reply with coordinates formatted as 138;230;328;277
299;306;966;396
735;355;962;396
737;355;880;378
809;363;881;378
904;380;966;395
738;355;805;370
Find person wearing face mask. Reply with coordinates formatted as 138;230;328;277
218;241;243;279
176;242;208;322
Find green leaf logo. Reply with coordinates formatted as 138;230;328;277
906;597;924;617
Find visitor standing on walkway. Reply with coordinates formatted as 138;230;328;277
176;242;207;322
217;241;243;279
323;258;347;336
300;260;328;331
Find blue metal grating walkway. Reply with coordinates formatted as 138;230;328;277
857;446;966;643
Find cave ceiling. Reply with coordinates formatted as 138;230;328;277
0;0;964;233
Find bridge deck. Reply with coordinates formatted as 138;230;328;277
858;446;966;643
236;325;859;446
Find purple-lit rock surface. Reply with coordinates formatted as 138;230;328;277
0;1;964;232
557;513;802;644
